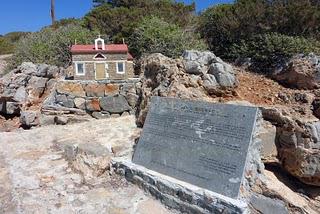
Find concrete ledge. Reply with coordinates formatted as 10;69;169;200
112;158;248;214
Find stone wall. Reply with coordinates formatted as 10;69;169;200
50;79;140;118
72;53;135;81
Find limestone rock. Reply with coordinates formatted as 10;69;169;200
4;102;20;115
273;54;320;89
54;116;68;125
86;98;101;112
85;83;105;97
20;111;39;127
27;76;48;98
13;87;27;103
56;94;74;108
92;111;110;119
36;64;49;77
105;84;119;96
19;62;37;75
100;95;131;114
74;98;86;110
56;82;85;97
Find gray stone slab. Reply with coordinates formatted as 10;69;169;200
133;97;258;199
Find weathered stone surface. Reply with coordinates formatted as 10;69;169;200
184;61;203;75
250;194;288;214
259;121;277;162
92;111;110;119
36;64;49;77
126;93;139;107
74;97;86;110
100;95;131;113
262;107;320;186
19;62;37;75
104;84;119;96
86;98;101;112
133;97;258;198
27;76;48;98
56;82;85;97
13;86;27;102
56;94;74;108
54;116;68;125
85;83;105;97
20;111;39;127
273;54;320;89
5;102;20;115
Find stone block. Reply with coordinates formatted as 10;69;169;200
105;84;119;96
20;111;39;127
56;82;85;97
86;98;101;112
5;102;20;115
92;111;110;119
74;98;86;110
100;95;131;114
85;83;105;97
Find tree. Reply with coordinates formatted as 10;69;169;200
84;0;196;43
51;0;56;25
129;16;207;58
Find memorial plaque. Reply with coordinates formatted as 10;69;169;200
133;97;258;199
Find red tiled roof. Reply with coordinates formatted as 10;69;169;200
127;53;134;61
71;44;129;53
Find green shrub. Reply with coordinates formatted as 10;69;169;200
199;0;320;59
129;16;207;58
0;37;14;55
229;33;320;72
12;24;96;68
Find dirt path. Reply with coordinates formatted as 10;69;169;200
0;116;175;214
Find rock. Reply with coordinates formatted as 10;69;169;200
100;95;131;114
259;121;277;162
36;64;49;77
39;114;55;126
92;111;110;119
56;82;85;97
56;94;74;108
105;84;119;96
19;62;37;75
13;87;27;102
273;54;320;89
184;61;203;75
85;83;105;97
4;102;20;115
74;98;86;110
126;93;139;107
182;50;216;65
11;74;30;88
111;114;120;118
47;66;60;78
294;92;311;103
202;74;219;94
250;194;288;214
86;98;101;112
27;76;48;98
208;63;237;87
20;111;39;127
54;116;68;125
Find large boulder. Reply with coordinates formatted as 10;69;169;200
262;107;320;186
84;83;105;97
136;52;238;126
100;95;131;114
273;54;320;89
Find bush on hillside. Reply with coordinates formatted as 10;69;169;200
129;16;207;58
12;24;96;68
0;37;13;55
229;33;320;73
199;0;320;59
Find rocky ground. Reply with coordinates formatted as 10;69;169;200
1;51;320;213
0;116;175;213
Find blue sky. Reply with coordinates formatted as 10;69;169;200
0;0;232;35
